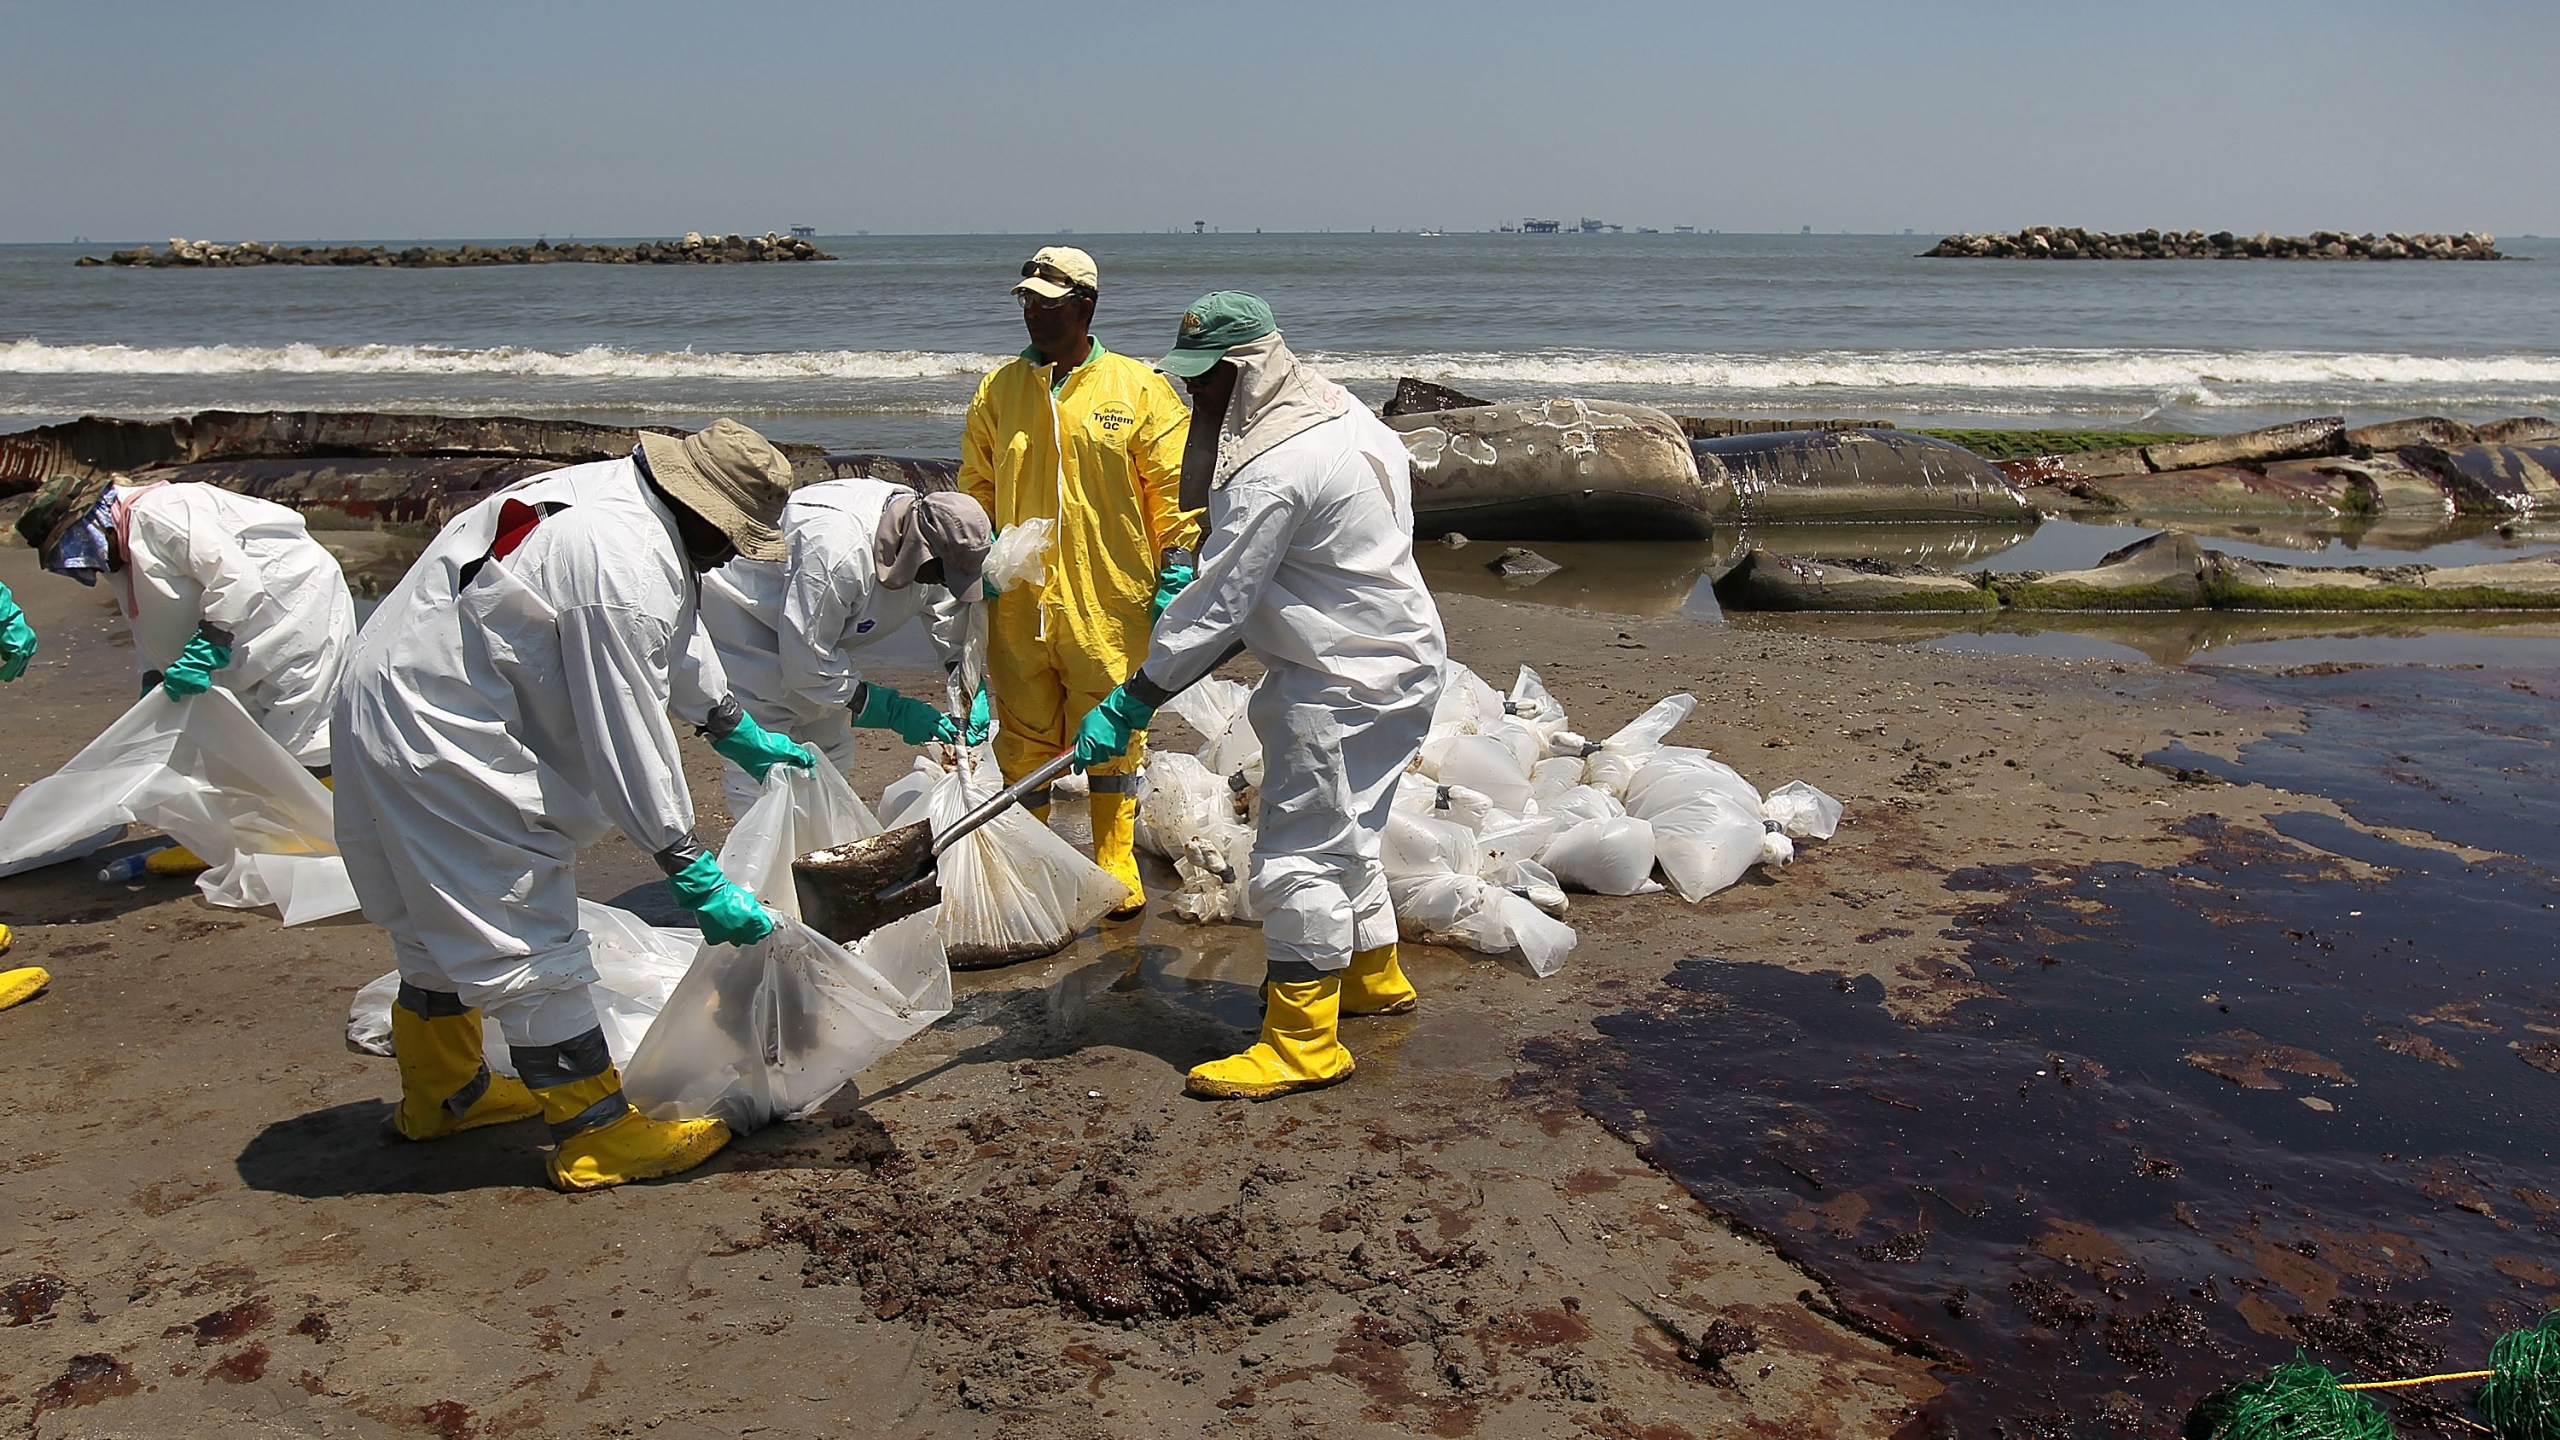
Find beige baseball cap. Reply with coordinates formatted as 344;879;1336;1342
636;418;795;562
1012;245;1098;299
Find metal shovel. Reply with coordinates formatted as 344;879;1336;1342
791;749;1079;946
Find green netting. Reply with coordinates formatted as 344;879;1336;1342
2480;1314;2560;1440
2191;1359;2396;1440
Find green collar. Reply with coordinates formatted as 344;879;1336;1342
1021;336;1103;393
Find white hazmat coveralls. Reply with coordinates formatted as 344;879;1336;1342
1129;341;1447;980
332;456;711;1047
693;476;964;814
117;482;358;766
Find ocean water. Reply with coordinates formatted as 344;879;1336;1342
3;233;2556;453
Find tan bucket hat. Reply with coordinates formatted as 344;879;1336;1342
636;418;794;562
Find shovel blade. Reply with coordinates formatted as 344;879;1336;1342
792;821;940;945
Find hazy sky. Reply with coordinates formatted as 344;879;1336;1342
5;0;2555;242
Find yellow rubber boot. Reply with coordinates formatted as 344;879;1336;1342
1341;942;1419;1017
1186;977;1355;1100
0;965;49;1013
386;987;541;1140
144;843;210;876
1090;786;1145;920
534;1068;729;1193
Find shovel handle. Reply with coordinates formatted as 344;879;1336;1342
929;748;1081;859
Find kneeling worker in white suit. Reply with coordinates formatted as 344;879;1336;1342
1070;293;1449;1100
695;477;993;815
41;479;360;872
333;419;818;1191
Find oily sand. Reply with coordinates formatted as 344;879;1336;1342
0;544;2310;1439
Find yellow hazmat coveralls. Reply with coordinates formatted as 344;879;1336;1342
961;341;1196;911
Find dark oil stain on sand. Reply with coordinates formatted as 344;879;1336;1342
1548;665;2560;1437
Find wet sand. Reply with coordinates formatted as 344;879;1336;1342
0;540;2326;1439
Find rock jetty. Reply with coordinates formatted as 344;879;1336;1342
1923;227;2505;260
75;231;833;268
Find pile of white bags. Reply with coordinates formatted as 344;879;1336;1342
876;745;1125;968
0;687;357;923
1135;661;1843;975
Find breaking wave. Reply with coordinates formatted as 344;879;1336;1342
4;338;2555;397
3;341;2553;424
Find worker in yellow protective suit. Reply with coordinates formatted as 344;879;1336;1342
960;246;1198;919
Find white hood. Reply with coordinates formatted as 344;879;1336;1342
1209;331;1356;490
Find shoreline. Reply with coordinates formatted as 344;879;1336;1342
0;547;2287;1437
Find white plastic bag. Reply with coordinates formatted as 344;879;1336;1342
620;910;951;1133
1542;783;1626;824
0;688;356;922
1137;751;1227;859
1393;772;1496;832
1763;780;1845;841
1389;873;1578;978
1429;663;1508;737
981;517;1055;595
1529;756;1586;806
1583;693;1698;796
1137;752;1256;925
1161;676;1262;790
1507;667;1572;748
1423;732;1534;815
1624;758;1768;903
1539;814;1662;895
345;899;704;1069
1383;810;1482;880
719;755;883;917
908;748;1124;967
1477;812;1567;880
1484;856;1570;918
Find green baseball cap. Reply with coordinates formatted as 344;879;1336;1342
1156;290;1276;378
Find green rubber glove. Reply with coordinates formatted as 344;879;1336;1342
1072;685;1157;771
0;585;35;683
1150;555;1197;621
855;683;960;746
710;708;816;782
666;852;774;946
961;686;993;746
160;629;232;699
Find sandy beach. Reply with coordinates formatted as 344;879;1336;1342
0;537;2327;1439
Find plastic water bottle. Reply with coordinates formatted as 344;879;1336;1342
97;853;154;882
97;842;176;882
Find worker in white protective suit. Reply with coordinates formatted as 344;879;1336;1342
692;477;993;816
40;480;359;873
333;418;819;1192
1070;293;1448;1100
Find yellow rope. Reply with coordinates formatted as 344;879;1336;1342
2337;1369;2495;1391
